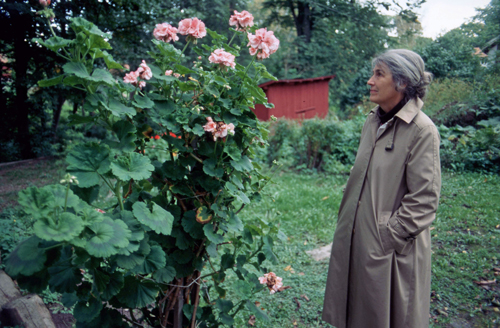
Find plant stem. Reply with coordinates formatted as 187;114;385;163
179;40;191;60
237;55;257;97
47;19;72;58
63;182;70;212
227;32;238;47
115;181;125;211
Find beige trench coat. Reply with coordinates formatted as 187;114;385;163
322;98;441;328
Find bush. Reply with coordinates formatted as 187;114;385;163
267;115;364;174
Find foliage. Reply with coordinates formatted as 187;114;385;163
5;13;287;328
266;115;364;174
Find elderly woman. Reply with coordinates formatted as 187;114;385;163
322;49;441;328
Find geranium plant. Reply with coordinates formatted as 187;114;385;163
6;7;286;328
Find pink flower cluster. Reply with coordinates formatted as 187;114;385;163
259;272;283;294
39;0;50;7
229;10;254;31
208;49;236;69
178;18;207;39
203;117;235;141
165;70;181;78
247;28;280;59
153;23;179;43
123;60;152;89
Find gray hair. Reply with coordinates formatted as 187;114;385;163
372;49;432;101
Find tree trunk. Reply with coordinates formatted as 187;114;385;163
289;0;313;43
52;94;65;137
12;12;33;159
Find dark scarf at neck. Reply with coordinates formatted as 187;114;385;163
377;98;408;125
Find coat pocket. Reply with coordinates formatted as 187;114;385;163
377;211;394;253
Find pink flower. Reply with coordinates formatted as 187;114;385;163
123;70;146;89
259;272;283;294
229;10;254;31
214;125;228;141
39;0;50;7
165;70;173;76
178;18;207;39
173;73;181;78
123;70;139;84
226;123;235;135
153;23;179;43
203;117;217;132
95;208;106;213
137;60;152;80
198;56;202;60
208;49;236;69
247;28;280;59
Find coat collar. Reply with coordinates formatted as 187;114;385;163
370;98;424;124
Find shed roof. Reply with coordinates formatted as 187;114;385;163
259;75;335;89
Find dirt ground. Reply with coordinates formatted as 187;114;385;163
0;157;65;211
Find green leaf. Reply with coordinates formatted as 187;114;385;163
33;36;72;52
63;62;90;78
153;266;176;283
92;269;110;292
132;202;174;236
232;280;253;299
75;308;128;328
114;211;144;255
94;50;124;69
61;292;79;308
44;184;81;210
38;75;64;87
74;297;102;323
48;247;81;293
203;224;224;244
219;313;234;325
133;94;155;109
203;158;224;178
110;120;137;153
68;114;96;125
226;212;243;232
230;155;253;172
204;84;220;97
263;236;278;264
90;68;116;86
131;245;166;274
246;300;270;321
70;185;100;205
108;98;136;118
18;187;54;220
86;218;131;257
206;243;218;258
5;236;47;277
34;212;84;242
71;17;111;39
220;254;235;270
213;76;228;86
111;152;154;181
117;276;158;308
101;272;124;300
216;299;233;313
66;142;111;188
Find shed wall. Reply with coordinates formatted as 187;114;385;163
253;79;331;121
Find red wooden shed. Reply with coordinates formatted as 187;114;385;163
252;75;335;121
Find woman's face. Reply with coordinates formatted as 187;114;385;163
367;63;404;112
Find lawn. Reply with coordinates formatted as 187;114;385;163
0;159;499;327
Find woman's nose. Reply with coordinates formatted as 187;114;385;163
367;76;374;85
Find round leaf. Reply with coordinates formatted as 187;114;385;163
110;152;154;181
5;236;47;277
132;202;174;236
86;218;131;257
34;212;84;242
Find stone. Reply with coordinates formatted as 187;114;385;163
305;243;332;261
0;270;21;308
1;294;56;328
